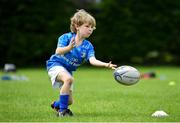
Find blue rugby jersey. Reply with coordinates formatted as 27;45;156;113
46;32;95;72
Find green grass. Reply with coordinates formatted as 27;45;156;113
0;66;180;122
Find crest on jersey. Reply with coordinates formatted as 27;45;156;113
81;52;86;58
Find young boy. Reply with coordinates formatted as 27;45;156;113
46;9;117;117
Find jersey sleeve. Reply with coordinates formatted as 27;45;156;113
57;34;71;47
86;43;95;61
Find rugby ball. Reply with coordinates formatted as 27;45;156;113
113;65;140;85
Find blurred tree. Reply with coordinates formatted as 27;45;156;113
93;0;180;65
0;0;180;67
0;0;75;67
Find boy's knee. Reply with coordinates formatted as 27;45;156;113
64;77;74;85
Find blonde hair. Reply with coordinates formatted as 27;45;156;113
70;9;96;33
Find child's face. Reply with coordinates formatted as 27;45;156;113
77;23;94;38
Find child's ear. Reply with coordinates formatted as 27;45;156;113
75;24;79;30
75;24;78;29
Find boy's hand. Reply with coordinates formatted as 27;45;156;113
68;37;76;49
106;61;117;70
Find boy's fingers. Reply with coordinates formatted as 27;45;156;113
70;37;76;47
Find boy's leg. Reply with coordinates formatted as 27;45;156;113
52;90;73;110
56;71;73;95
67;91;73;116
51;91;73;113
68;90;73;105
48;66;74;116
56;71;74;115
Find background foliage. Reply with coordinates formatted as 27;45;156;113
0;0;180;67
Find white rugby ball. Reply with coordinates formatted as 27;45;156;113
113;65;140;85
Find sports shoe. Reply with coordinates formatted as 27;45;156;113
51;101;59;112
67;109;73;116
58;109;73;117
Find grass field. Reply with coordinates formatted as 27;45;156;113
0;66;180;122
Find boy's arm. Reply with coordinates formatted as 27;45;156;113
55;37;75;55
89;57;117;69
